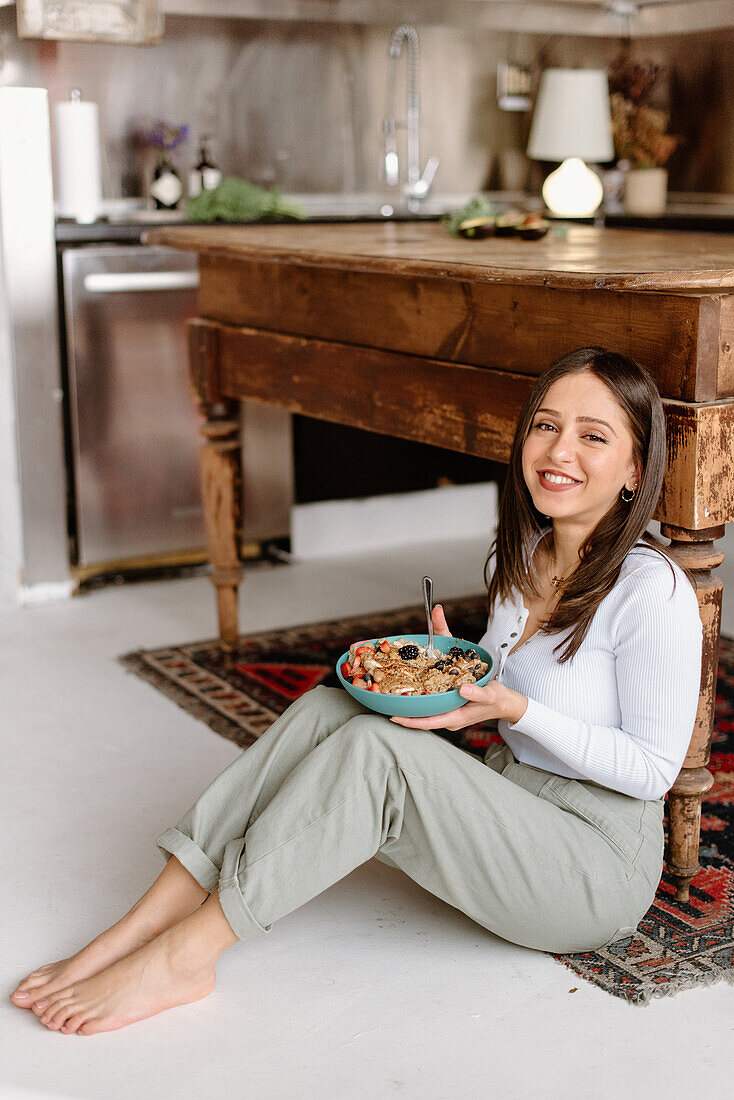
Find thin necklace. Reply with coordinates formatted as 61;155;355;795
546;536;570;591
548;561;565;591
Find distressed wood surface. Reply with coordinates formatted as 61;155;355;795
189;318;222;407
198;418;242;649
195;256;729;401
146;222;734;291
658;401;734;528
661;527;723;901
188;322;242;649
718;296;734;395
209;321;734;530
217;323;526;459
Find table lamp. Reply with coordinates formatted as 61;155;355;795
527;69;614;218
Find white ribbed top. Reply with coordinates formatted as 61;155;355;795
478;528;703;800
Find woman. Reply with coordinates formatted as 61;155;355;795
11;347;702;1035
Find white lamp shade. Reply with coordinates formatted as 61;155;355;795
527;69;614;163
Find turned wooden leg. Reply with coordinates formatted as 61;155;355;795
660;523;724;902
200;411;242;648
189;318;242;648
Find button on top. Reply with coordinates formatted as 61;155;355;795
510;632;518;638
500;642;508;648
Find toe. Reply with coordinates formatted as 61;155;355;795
44;984;75;1011
32;999;49;1015
17;966;52;989
24;983;63;1009
38;993;67;1023
12;971;47;999
18;985;51;1008
16;969;40;987
44;1000;76;1030
61;1011;88;1034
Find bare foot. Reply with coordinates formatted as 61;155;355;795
11;921;157;1011
12;857;209;1011
33;925;216;1036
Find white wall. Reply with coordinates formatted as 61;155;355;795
0;242;22;603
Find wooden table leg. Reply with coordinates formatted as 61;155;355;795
189;319;242;648
200;413;242;648
660;523;724;902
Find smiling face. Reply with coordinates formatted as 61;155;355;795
521;370;640;531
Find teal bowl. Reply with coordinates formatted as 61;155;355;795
336;634;494;718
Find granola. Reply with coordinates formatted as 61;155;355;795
341;638;489;696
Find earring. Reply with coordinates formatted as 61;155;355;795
620;485;637;503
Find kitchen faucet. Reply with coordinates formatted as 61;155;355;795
382;24;439;209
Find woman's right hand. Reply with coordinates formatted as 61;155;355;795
431;604;452;637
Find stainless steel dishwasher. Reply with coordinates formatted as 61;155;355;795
61;242;293;577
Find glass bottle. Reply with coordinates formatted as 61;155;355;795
150;153;183;210
188;137;222;198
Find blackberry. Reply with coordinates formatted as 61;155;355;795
464;649;477;660
449;646;464;660
398;644;420;661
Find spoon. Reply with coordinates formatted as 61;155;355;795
422;575;436;660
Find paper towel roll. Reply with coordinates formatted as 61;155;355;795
54;91;102;223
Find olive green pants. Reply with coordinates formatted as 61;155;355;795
156;686;664;954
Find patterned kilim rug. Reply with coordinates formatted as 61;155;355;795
120;596;734;1006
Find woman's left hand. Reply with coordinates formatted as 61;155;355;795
389;681;528;731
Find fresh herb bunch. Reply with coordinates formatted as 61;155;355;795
186;177;307;223
442;196;495;237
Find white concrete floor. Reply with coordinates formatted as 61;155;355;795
3;536;733;1100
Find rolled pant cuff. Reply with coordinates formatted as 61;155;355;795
218;836;271;941
155;826;221;893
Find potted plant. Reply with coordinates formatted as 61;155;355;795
608;56;681;214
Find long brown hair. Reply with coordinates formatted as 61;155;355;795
485;347;692;664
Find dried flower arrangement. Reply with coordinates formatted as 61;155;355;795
608;57;680;169
133;120;189;153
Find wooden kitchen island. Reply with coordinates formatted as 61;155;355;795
147;221;734;902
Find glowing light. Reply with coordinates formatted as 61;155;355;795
541;157;603;218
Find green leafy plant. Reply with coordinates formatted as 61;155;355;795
186;177;307;223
